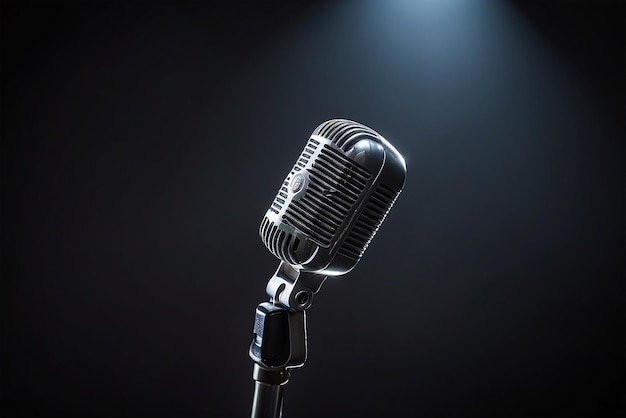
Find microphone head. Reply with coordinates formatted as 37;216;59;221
259;119;406;276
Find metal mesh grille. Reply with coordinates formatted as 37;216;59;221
269;179;290;214
260;216;296;264
283;144;371;247
270;138;321;214
313;119;380;149
337;183;399;261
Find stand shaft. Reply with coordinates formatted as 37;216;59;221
250;364;289;418
251;381;284;418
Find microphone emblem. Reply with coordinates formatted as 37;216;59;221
290;173;305;193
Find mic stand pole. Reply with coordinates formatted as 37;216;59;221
251;364;290;418
248;262;327;418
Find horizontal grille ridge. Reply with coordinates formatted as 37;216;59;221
313;119;380;149
270;180;290;214
260;216;298;264
295;138;319;172
284;144;370;248
337;183;400;261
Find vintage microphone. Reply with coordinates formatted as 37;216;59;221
249;119;407;418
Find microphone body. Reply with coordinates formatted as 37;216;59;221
260;119;406;276
249;120;407;418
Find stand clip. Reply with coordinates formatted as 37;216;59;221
265;262;327;311
249;302;306;369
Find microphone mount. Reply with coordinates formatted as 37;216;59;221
266;262;327;312
249;262;326;418
251;262;327;371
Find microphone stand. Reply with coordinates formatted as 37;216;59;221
249;262;327;418
250;364;290;418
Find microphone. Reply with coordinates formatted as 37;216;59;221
260;119;406;276
248;120;407;413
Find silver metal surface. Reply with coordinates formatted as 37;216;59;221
251;364;289;418
260;119;407;277
250;382;284;418
266;262;327;312
251;120;407;417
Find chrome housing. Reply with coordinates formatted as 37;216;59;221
260;119;406;276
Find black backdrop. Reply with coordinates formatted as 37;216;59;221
2;1;624;417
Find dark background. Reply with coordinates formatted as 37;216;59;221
1;1;624;417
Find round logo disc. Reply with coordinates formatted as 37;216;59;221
291;173;305;193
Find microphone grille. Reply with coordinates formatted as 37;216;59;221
282;141;371;247
260;134;374;263
260;119;406;274
337;183;400;261
313;119;379;149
